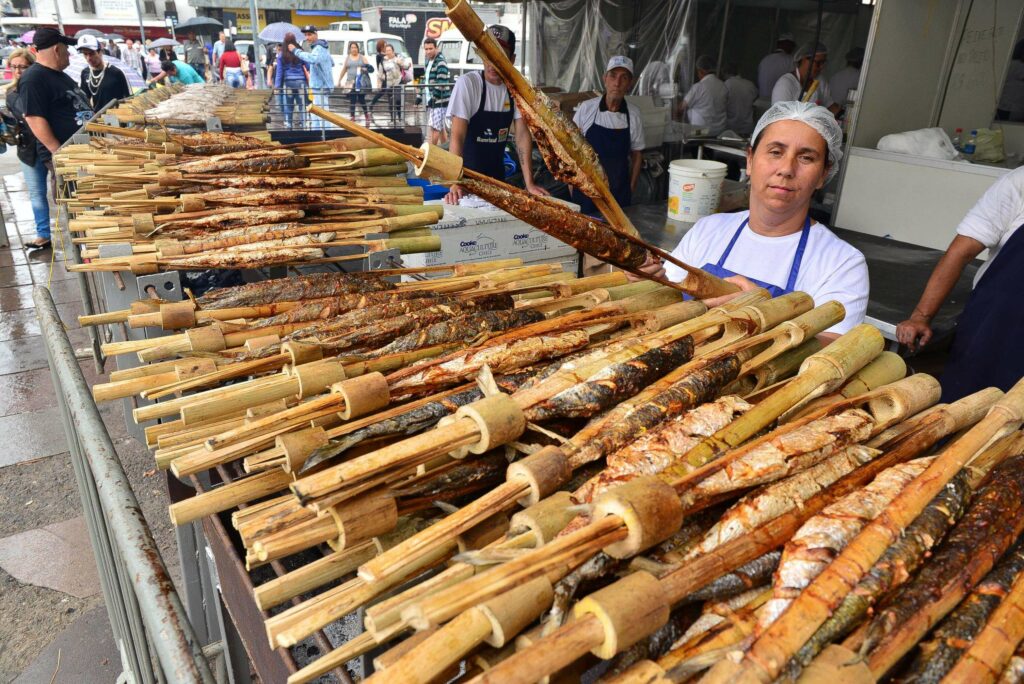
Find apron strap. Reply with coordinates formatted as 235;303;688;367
475;71;487;115
716;218;749;268
716;215;812;291
785;217;812;292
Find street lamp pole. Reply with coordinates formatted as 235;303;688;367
248;0;265;88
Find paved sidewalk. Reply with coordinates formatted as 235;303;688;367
0;170;179;683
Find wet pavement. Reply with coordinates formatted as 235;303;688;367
0;160;178;683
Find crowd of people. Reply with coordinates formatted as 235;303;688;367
676;39;864;137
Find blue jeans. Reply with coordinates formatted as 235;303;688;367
21;159;50;241
312;88;330;129
223;68;245;88
281;79;307;128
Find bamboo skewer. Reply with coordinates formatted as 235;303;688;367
307;105;736;299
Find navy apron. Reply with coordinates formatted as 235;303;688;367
462;72;515;180
702;216;811;297
939;223;1024;403
572;99;633;216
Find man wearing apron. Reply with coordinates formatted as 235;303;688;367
444;25;549;204
655;101;869;343
897;165;1024;402
571;56;646;217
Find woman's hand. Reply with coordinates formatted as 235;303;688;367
701;275;758;308
626;253;666;282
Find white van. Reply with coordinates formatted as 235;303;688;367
320;30;409;88
327;20;370;32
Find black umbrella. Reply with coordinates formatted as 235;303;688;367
175;16;223;34
74;28;104;38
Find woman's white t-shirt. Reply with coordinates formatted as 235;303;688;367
664;211;869;335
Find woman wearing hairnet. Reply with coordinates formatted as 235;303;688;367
656;102;868;342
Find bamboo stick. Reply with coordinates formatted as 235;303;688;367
254;539;379;610
168;470;293;526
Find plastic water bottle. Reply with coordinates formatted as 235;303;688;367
963;129;978;158
951;127;963;151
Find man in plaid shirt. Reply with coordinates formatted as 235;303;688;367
422;37;452;144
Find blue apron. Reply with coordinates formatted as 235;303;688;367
939;222;1024;403
572;99;633;216
462;72;516;181
702;216;811;297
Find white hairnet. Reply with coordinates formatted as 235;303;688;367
793;41;828;64
751;101;844;182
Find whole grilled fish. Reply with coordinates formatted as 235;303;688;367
572;395;752;504
759;457;933;632
568;354;742;470
387;330;592;398
524;337;695;422
248;290;440;328
679;408;875;507
905;539;1024;683
197;271;393;309
685;444;881;560
781;470;973;680
859;454;1024;659
371;309;544;357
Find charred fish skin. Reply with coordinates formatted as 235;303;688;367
905;540;1024;684
392;451;508;514
782;471;973;680
859;454;1024;658
569;354;742;470
525;338;695;422
372;309;545;356
682;551;782;604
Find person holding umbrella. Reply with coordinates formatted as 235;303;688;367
76;35;131;109
288;25;333;129
183;32;208;80
145;46;163;76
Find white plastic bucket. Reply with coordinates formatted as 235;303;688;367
667;159;728;221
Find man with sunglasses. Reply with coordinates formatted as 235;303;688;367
771;42;840;114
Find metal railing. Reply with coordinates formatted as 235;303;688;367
34;286;216;684
264;83;441;130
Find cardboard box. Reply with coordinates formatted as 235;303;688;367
401;200;580;274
